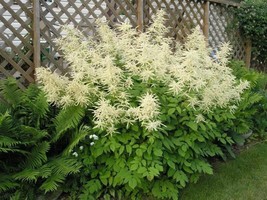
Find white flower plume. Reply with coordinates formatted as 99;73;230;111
36;11;249;134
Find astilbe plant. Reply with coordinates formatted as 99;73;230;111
36;11;248;135
36;11;250;199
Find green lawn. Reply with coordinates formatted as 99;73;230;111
180;142;267;200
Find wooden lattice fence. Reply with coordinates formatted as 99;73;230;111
0;0;250;87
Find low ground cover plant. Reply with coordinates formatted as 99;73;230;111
35;12;254;199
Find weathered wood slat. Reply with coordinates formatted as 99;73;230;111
0;33;33;66
67;0;96;32
15;0;33;19
33;0;41;80
114;0;137;26
1;1;32;34
0;15;33;51
0;49;34;82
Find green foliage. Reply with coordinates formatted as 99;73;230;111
235;0;267;69
63;80;239;199
53;105;85;142
0;78;81;199
59;61;266;199
34;11;267;199
228;61;267;138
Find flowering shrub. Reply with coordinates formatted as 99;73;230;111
37;11;249;199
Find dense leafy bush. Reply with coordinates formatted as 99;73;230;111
235;0;267;70
228;60;267;138
0;78;81;199
35;12;252;199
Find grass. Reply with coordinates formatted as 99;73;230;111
180;142;267;200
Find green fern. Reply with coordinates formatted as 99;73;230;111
0;175;19;192
0;136;21;147
0;78;85;198
63;125;89;155
53;105;85;142
24;86;49;119
13;168;41;183
0;147;28;154
9;191;22;200
20;125;49;143
47;157;81;175
39;173;65;193
39;157;81;193
0;78;23;107
0;112;14;134
24;141;50;168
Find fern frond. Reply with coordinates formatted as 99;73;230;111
48;157;81;175
0;147;28;154
39;166;53;179
25;88;49;119
247;93;263;105
0;112;14;135
53;105;85;142
20;125;49;142
24;84;41;100
39;173;65;193
13;168;41;183
9;191;22;200
0;136;20;147
0;101;8;114
0;78;23;107
63;126;89;155
25;141;50;168
38;157;81;193
0;175;19;192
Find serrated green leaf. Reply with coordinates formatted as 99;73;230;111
110;143;116;152
119;146;125;155
155;164;163;172
136;149;143;157
168;108;176;115
132;125;139;132
186;121;198;131
130;163;139;171
153;149;163;157
137;167;147;174
128;178;137;189
176;106;182;114
214;115;221;122
126;145;132;154
167;160;176;169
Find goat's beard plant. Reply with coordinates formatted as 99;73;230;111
36;11;249;199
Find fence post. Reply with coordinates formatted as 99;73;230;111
245;39;252;68
203;0;210;41
33;0;41;81
137;0;144;32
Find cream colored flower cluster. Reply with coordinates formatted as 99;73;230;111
36;11;249;134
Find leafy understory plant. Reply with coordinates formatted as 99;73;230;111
36;11;250;199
